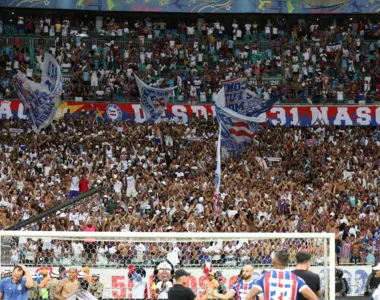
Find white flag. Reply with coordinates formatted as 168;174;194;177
14;72;61;133
41;53;63;95
134;74;176;123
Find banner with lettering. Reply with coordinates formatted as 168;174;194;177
134;74;176;123
222;78;247;114
3;101;380;127
13;73;61;133
41;53;63;95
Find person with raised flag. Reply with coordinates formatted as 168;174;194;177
134;74;176;123
246;250;318;300
212;265;257;300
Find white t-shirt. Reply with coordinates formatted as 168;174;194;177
26;68;33;78
72;242;84;256
337;91;344;101
157;281;173;299
70;176;80;191
186;26;194;35
127;176;136;189
114;181;123;194
132;279;147;299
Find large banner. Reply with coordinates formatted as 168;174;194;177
13;73;61;133
0;0;378;14
0;265;370;299
3;100;380;126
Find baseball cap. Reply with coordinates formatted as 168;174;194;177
373;263;380;271
174;269;191;278
295;251;311;263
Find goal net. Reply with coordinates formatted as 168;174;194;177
0;231;335;299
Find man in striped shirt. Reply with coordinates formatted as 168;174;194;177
213;265;258;300
340;237;352;264
246;250;318;300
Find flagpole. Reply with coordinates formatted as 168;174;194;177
214;125;222;214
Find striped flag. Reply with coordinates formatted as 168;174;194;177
215;100;262;157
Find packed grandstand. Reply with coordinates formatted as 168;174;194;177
1;3;380;300
0;13;379;104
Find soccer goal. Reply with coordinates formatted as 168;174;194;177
0;231;335;299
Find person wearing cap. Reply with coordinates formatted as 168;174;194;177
168;269;208;300
53;267;80;300
46;271;60;299
39;269;51;299
0;265;34;300
83;267;94;283
202;271;219;299
370;264;380;299
88;272;103;299
292;251;322;300
78;271;89;290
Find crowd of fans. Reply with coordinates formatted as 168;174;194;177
1;16;380;103
0;109;378;268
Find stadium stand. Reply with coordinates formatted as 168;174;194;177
0;16;380;104
0;111;379;268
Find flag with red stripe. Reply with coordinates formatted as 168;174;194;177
215;97;262;157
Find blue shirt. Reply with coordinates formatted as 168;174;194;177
0;277;28;300
253;269;306;300
83;71;89;81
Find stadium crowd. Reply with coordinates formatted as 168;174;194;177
0;109;379;268
1;16;380;103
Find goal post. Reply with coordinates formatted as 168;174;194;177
0;231;335;299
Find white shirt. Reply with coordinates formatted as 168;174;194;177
70;176;80;191
127;176;136;189
132;279;147;299
72;242;84;256
114;180;123;194
157;281;173;299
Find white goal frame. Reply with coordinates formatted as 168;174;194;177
0;231;335;299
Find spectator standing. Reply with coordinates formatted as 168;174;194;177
54;267;80;300
88;272;103;299
292;251;322;300
79;174;90;194
246;250;318;300
168;269;207;300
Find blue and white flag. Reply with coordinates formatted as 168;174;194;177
243;89;277;117
134;74;176;123
14;72;61;133
222;77;276;118
223;77;247;114
41;53;63;95
216;89;262;158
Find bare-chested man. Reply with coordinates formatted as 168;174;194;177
53;267;80;300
